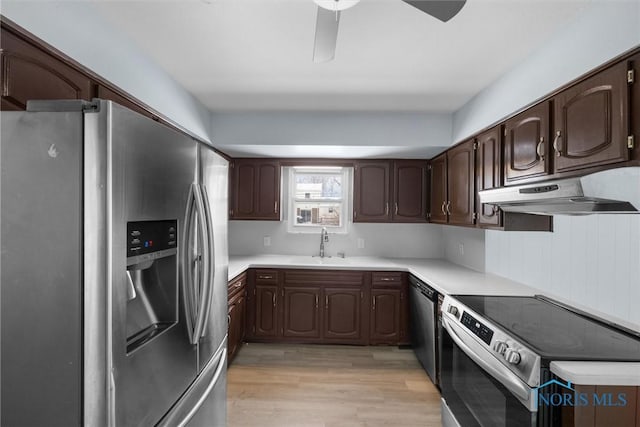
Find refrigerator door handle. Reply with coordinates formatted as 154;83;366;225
157;348;227;427
181;184;198;342
191;184;211;344
197;184;215;338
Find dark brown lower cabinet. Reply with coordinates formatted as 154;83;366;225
282;286;321;339
370;289;401;344
227;272;247;365
227;291;245;363
567;385;640;427
323;288;366;344
254;284;279;338
244;269;408;346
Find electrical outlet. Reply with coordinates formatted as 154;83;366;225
357;238;365;249
458;243;464;256
263;236;271;247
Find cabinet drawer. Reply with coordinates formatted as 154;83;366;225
372;272;403;287
255;269;279;284
228;272;247;298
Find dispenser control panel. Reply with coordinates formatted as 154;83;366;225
127;220;177;257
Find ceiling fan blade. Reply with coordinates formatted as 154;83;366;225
402;0;466;22
313;7;341;63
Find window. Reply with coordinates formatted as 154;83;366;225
286;166;351;233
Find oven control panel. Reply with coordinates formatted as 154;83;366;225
461;311;494;345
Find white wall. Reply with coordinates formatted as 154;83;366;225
211;111;452;158
229;221;444;258
452;0;640;143
2;1;213;143
441;226;486;272
486;215;640;331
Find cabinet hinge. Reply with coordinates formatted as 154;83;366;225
427;164;432;171
628;69;635;84
503;128;507;137
229;209;234;216
354;211;357;219
230;161;234;168
427;212;431;220
473;141;478;150
472;212;478;221
628;135;635;149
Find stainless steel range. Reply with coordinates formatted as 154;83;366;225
439;294;640;427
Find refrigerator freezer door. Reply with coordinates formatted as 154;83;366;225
157;341;227;427
197;144;229;371
95;101;200;426
1;111;84;426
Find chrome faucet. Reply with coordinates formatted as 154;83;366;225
319;227;329;258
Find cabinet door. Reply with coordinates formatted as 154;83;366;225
632;53;640;162
323;288;363;343
282;286;321;339
254;285;279;338
370;289;400;344
353;161;391;222
227;293;245;363
230;160;281;220
504;101;551;183
476;126;503;228
429;154;448;224
231;161;256;218
553;60;630;173
1;30;94;110
447;140;475;226
255;161;281;219
393;160;428;222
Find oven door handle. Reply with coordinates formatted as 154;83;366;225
442;315;535;410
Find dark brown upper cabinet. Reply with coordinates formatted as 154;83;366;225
476;126;503;228
504;101;551;184
354;160;428;223
1;30;94;110
632;53;640;162
447;140;476;226
353;161;391;222
552;60;630;174
393;160;429;222
429;154;448;224
230;159;281;220
430;141;476;226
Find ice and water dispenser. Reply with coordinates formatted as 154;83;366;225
125;220;178;354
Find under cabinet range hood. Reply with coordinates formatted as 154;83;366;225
479;167;640;215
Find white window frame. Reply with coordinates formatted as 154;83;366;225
286;166;351;234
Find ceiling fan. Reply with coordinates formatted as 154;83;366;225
313;0;467;62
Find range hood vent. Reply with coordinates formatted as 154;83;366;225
479;167;640;215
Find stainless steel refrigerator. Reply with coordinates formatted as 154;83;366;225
1;99;228;426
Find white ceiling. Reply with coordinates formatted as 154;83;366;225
94;0;590;113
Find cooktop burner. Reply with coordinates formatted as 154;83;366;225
455;295;640;361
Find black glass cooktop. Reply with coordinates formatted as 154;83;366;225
455;295;640;361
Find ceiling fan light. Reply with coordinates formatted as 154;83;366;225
314;0;360;12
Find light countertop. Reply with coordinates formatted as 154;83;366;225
228;255;537;297
228;255;640;385
550;361;640;386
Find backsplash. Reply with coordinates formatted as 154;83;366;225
486;215;640;331
228;221;444;259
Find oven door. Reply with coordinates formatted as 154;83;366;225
440;316;537;427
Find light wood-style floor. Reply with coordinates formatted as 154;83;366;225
227;343;441;426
